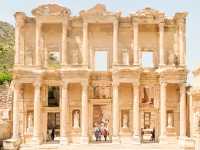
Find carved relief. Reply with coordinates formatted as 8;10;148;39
141;86;154;105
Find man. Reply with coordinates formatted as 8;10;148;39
51;128;55;141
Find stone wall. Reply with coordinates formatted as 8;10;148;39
0;83;12;141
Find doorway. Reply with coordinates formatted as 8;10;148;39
47;112;60;143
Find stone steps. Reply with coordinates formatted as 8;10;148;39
20;143;185;150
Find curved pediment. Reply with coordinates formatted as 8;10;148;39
80;4;121;18
32;4;71;17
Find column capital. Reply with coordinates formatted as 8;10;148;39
132;82;140;87
112;81;120;87
33;80;41;88
160;81;167;87
62;81;69;88
81;80;88;87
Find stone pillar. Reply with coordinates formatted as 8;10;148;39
179;83;186;137
60;81;69;144
113;20;119;65
179;23;185;66
159;82;167;143
112;82;120;143
33;81;42;144
81;81;89;144
61;21;67;66
82;22;88;66
133;23;139;66
14;13;25;65
12;83;21;139
159;22;165;66
35;21;41;66
132;83;140;143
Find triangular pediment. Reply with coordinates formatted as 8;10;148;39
80;4;120;17
32;4;71;17
133;7;164;18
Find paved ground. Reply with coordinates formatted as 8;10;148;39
38;143;182;150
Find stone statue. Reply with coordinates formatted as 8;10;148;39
122;113;128;128
73;110;80;128
167;112;173;128
27;112;33;133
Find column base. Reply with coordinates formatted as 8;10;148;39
60;137;69;145
159;135;168;144
112;136;120;144
80;136;89;144
32;136;42;145
179;136;195;149
132;135;141;144
3;138;21;150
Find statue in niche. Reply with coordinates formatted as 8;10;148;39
167;111;173;128
27;112;33;133
73;110;80;128
122;114;128;128
72;49;79;65
121;110;129;129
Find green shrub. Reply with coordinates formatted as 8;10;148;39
0;72;12;85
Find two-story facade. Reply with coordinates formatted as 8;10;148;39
4;3;192;150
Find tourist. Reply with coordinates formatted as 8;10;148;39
51;128;55;141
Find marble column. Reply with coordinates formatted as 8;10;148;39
179;23;185;66
132;83;140;143
14;18;24;66
113;20;119;65
61;21;67;66
159;22;165;66
12;83;21;139
35;21;41;66
82;22;88;66
60;81;69;144
159;82;167;143
33;81;42;144
133;23;139;66
112;82;120;142
179;83;186;137
81;81;89;144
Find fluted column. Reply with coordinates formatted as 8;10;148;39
12;82;21;139
33;81;42;144
113;20;119;65
159;22;165;66
60;81;69;145
82;22;88;66
112;82;120;143
132;83;140;143
61;21;67;66
81;81;89;144
35;21;41;66
179;23;185;66
159;82;167;143
179;83;186;137
133;23;139;66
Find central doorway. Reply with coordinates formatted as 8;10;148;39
47;112;60;143
92;104;112;143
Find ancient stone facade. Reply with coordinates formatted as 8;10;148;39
3;3;194;150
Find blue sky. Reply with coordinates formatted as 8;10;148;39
0;0;199;82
